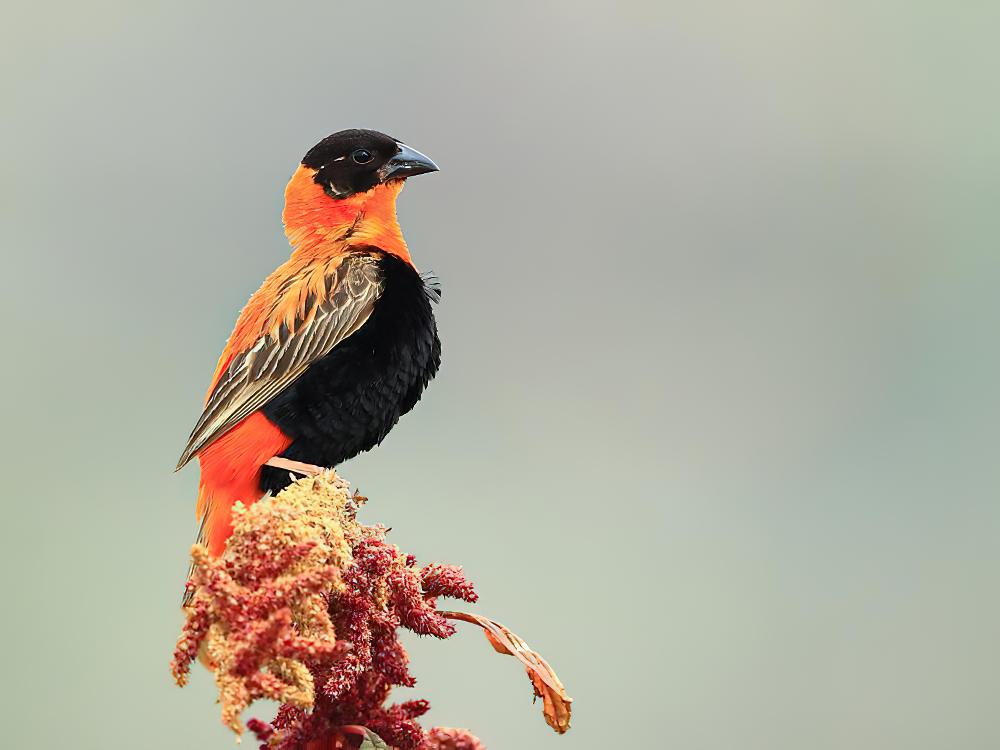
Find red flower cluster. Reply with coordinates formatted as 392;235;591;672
173;474;570;749
261;537;478;750
420;727;487;750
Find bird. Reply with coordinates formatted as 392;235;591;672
176;129;442;562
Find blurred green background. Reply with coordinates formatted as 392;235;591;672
2;2;998;748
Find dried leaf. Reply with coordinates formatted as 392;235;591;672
442;611;572;734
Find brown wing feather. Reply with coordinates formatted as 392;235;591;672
175;254;384;470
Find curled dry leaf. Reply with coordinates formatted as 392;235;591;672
442;611;572;734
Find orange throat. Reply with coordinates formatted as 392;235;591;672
282;165;412;264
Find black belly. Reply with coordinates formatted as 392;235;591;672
259;251;440;494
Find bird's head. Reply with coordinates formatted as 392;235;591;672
302;129;438;198
283;129;438;261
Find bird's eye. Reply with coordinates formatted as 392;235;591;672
351;149;374;164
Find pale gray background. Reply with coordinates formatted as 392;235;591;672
2;2;999;748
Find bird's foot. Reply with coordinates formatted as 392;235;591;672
264;456;330;477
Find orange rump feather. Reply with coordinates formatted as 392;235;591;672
196;412;292;555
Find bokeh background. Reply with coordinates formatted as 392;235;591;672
3;2;999;748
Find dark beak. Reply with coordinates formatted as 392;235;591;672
379;143;439;181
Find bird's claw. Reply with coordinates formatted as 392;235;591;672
264;456;329;477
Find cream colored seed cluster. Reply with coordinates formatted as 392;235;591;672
171;472;361;736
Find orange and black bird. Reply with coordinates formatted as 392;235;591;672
176;129;441;558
